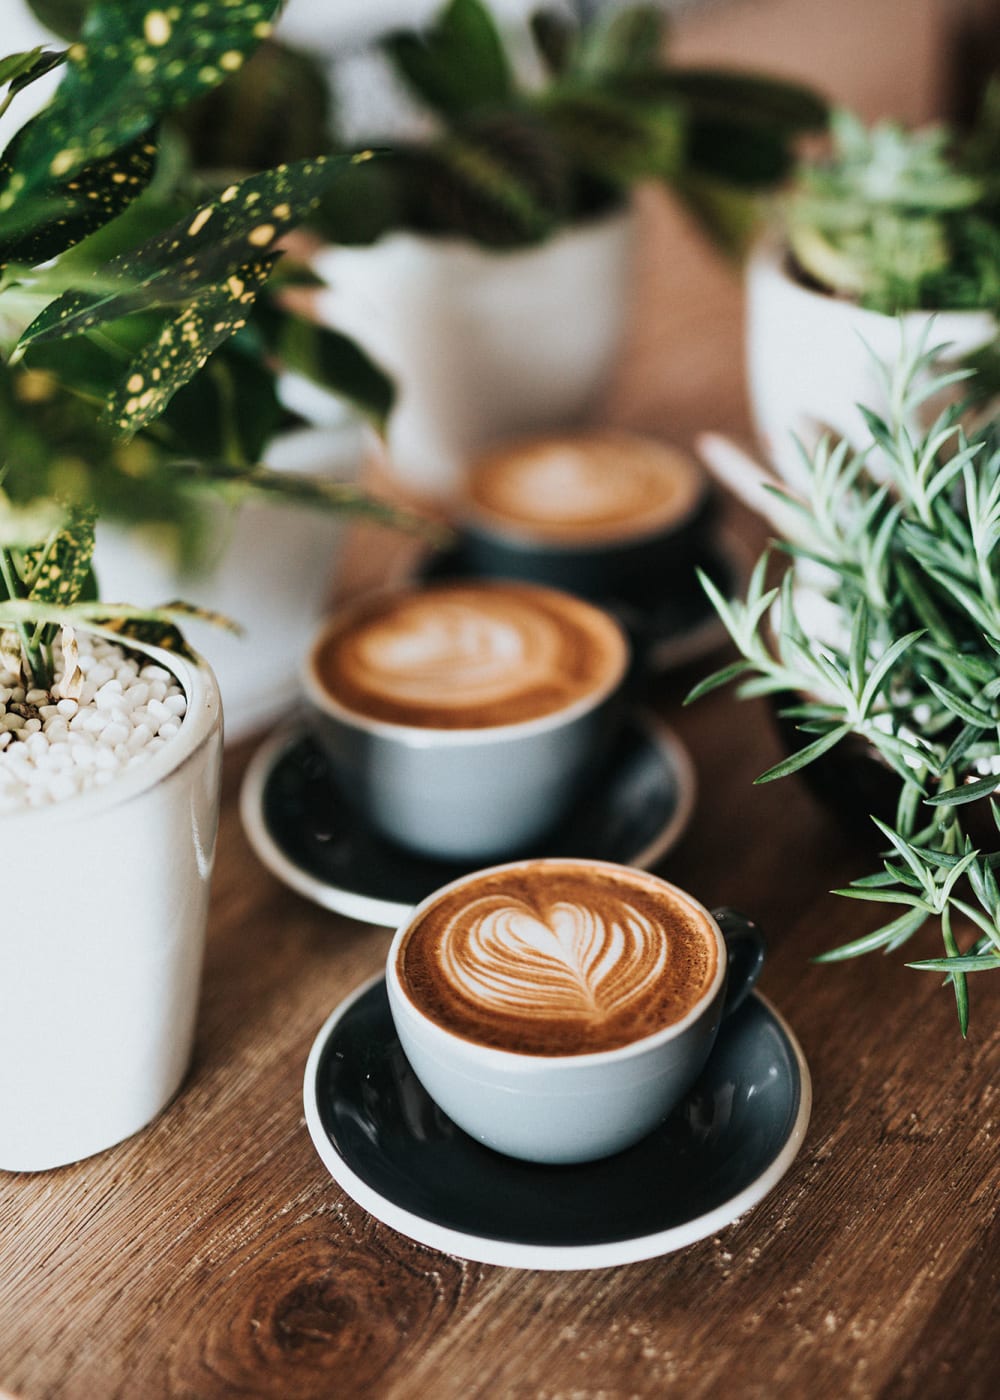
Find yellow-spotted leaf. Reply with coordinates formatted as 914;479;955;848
103;255;278;437
0;135;157;271
0;0;281;210
16;154;351;352
24;502;96;608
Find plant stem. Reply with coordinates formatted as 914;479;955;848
0;547;49;688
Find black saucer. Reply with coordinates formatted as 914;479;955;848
418;532;744;674
240;710;696;927
302;977;811;1270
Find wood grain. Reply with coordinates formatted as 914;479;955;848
3;8;999;1392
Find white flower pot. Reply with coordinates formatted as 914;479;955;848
95;420;365;744
0;644;223;1172
311;205;637;500
745;235;998;490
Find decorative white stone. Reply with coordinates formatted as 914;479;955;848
0;636;188;810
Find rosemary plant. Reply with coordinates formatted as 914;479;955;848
689;332;1000;1031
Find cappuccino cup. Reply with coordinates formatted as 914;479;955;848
386;858;765;1163
302;582;630;860
457;430;713;601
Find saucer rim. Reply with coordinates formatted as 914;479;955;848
239;710;697;928
301;975;812;1271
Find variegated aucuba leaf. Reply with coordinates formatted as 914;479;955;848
0;0;280;210
0;135;157;272
0;47;66;94
0;598;240;655
16;154;354;352
22;502;96;607
102;254;278;437
173;460;452;546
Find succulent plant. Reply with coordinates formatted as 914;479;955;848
786;97;1000;312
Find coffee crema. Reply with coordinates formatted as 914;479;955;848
464;431;706;545
311;582;627;730
397;861;719;1055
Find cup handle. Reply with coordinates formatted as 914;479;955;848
711;908;767;1018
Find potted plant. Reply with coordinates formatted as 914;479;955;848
12;1;427;740
295;0;827;499
691;335;1000;1036
0;0;426;1172
747;101;1000;487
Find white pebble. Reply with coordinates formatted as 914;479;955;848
0;636;189;810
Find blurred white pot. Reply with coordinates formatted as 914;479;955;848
0;643;222;1172
311;205;637;501
746;235;998;490
95;418;366;744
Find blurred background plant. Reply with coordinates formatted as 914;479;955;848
304;0;830;256
785;91;1000;313
690;335;1000;1030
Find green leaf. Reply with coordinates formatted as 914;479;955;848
576;4;666;77
26;2;87;42
253;304;394;429
16;153;351;351
627;69;829;133
0;135;157;271
0;0;281;208
382;0;512;119
542;87;684;186
754;723;852;782
103;253;278;438
683;659;752;704
529;10;577;77
924;774;1000;807
924;676;995;728
816;907;928;961
906;953;1000;972
0;47;66;93
858;628;925;719
23;502;96;607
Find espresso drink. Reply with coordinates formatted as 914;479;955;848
397;861;719;1055
465;431;706;545
312;582;628;730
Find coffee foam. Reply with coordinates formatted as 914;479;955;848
398;862;719;1055
465;431;706;545
312;582;626;730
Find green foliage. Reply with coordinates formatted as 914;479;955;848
0;1;418;693
787;102;1000;311
689;332;1000;1026
313;0;827;252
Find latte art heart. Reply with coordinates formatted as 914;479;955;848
398;861;720;1055
440;897;669;1024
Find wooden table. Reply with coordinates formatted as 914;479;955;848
2;194;998;1400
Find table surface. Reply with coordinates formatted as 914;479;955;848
2;194;998;1400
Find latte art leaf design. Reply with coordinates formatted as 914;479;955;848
439;897;670;1025
354;599;561;708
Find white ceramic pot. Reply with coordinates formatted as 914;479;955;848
311;205;637;501
745;235;998;490
0;644;223;1172
95;419;365;744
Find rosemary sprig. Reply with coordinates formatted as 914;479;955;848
690;334;1000;1031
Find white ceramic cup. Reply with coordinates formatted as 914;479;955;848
386;860;765;1164
301;585;631;861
